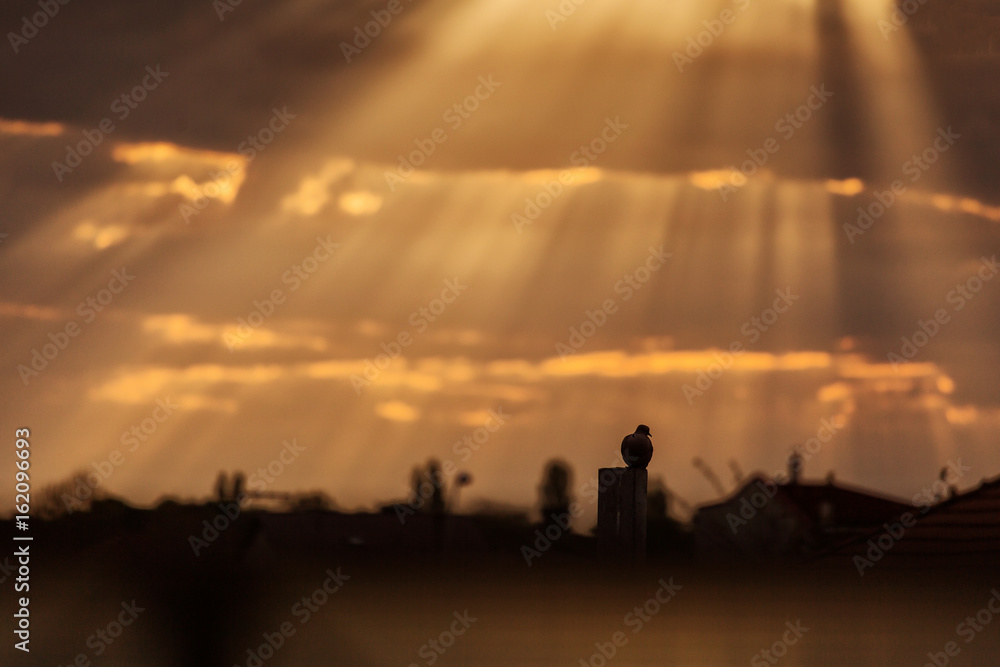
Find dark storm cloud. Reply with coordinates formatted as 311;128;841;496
0;0;420;149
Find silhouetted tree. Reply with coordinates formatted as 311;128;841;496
450;472;472;513
407;459;447;553
427;460;445;514
648;486;668;523
646;478;692;558
36;471;101;518
215;471;229;502
539;459;573;530
410;459;446;515
787;451;803;485
232;471;246;500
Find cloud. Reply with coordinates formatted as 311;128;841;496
82;348;959;416
0;301;64;321
0;117;64;136
375;400;420;422
72;220;131;249
338;190;383;216
142;313;328;352
281;157;356;216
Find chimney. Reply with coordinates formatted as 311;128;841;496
938;466;956;501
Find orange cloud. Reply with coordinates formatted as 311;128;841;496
0;118;64;136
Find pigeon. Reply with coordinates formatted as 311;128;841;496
621;424;653;469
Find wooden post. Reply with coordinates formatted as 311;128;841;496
598;467;647;563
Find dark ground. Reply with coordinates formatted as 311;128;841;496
1;507;998;666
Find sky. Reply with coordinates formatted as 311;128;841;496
2;0;1000;526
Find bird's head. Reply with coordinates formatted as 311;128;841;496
636;424;651;436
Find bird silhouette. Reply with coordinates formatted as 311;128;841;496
621;424;653;469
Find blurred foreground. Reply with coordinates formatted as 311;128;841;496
2;505;998;666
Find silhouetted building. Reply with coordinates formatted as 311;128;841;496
693;473;911;562
828;474;1000;568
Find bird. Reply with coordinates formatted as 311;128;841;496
621;424;653;469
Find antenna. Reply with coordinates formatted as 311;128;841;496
728;459;745;486
692;457;727;497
